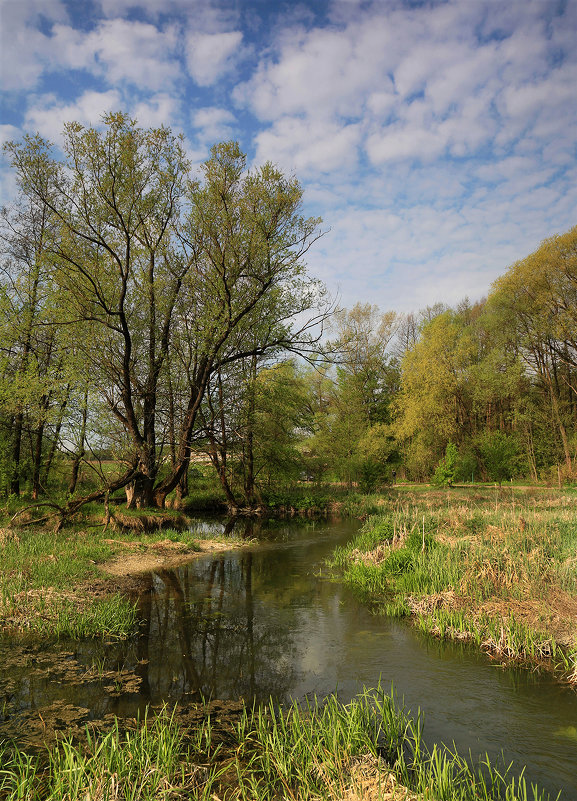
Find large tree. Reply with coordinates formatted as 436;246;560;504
6;114;329;510
488;226;577;477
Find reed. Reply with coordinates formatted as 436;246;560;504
0;689;556;800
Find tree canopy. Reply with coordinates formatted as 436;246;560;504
2;114;331;510
1;115;575;509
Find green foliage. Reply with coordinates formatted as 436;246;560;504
433;442;458;486
0;691;551;801
331;517;395;566
357;422;398;491
3;114;576;505
304;304;400;488
4;117;330;509
477;430;520;485
454;447;479;483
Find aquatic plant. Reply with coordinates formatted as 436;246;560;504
0;690;557;800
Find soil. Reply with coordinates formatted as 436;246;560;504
95;537;240;593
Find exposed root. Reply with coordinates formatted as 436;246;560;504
109;511;188;533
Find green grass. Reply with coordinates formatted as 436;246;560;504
0;689;557;801
328;488;577;678
0;527;142;639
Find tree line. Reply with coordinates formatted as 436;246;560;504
1;114;575;511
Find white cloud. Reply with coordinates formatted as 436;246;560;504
0;123;22;148
0;4;181;92
23;89;184;144
130;94;180;128
0;124;22;205
24;90;122;144
236;0;576;180
185;30;243;86
2;0;576;319
94;19;180;89
0;0;68;89
50;18;181;90
253;116;362;175
235;21;392;122
97;0;221;21
191;107;236;143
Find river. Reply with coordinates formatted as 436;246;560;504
1;516;576;798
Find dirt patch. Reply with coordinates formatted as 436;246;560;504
479;590;577;649
98;538;242;584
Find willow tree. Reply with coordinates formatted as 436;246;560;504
6;115;329;510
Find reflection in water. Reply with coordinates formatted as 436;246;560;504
1;516;576;798
142;551;298;701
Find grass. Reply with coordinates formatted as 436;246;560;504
0;688;558;801
328;487;577;679
0;519;208;639
0;488;254;638
0;526;138;638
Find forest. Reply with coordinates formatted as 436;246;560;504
1;114;576;514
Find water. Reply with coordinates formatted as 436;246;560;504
1;516;576;797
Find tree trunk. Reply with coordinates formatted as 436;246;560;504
43;388;69;488
68;390;88;495
174;470;189;506
10;412;23;496
243;354;258;506
153;362;212;507
31;421;45;500
127;472;156;509
209;448;239;510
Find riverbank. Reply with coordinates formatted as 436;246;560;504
0;498;568;799
0;688;554;801
0;522;247;639
329;486;577;682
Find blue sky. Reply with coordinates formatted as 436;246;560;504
1;0;575;313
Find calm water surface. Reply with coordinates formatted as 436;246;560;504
1;516;576;798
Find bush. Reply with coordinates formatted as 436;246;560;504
476;431;520;485
432;442;458;487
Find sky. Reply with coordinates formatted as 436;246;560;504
0;0;576;314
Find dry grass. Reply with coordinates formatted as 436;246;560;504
322;755;422;801
337;487;577;675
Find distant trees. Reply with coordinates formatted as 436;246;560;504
489;225;577;479
393;226;577;484
306;304;400;489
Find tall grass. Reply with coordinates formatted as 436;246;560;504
329;489;577;676
0;689;558;800
0;707;224;800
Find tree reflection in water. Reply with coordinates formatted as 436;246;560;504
141;547;299;703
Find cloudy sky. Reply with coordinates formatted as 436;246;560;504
1;0;575;313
